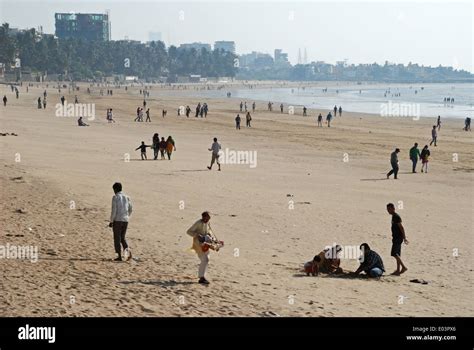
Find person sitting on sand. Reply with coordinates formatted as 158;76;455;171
353;243;385;278
319;245;344;274
135;141;151;160
77;117;89;126
304;255;322;276
387;203;408;275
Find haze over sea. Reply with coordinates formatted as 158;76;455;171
166;82;473;119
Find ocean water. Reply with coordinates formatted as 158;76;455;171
168;83;474;119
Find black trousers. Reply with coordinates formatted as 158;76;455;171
113;221;128;254
387;162;399;178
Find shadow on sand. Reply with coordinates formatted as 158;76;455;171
117;280;196;287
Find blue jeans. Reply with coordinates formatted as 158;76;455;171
369;267;383;277
411;158;417;172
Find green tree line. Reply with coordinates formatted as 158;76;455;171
0;23;237;80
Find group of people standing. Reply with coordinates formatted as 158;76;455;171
135;133;176;160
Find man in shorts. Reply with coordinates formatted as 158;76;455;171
386;203;409;275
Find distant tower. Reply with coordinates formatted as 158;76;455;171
304;48;308;64
105;9;111;40
297;48;302;65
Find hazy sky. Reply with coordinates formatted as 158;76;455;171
1;0;473;72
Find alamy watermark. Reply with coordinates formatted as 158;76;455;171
380;100;420;120
55;101;96;120
324;243;366;262
0;244;38;263
218;148;257;168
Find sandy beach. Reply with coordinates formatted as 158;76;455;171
0;82;472;317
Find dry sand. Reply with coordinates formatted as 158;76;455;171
0;82;472;317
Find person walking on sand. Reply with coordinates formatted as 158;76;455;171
207;137;221;171
429;125;437;146
326;112;332;127
145;108;151;122
464;117;471;131
135;141;151;160
409;143;421;173
338;106;342;117
43;97;47;109
235;114;241;130
386;203;408;275
240;101;243;112
280;103;284;113
252;102;256;112
186;211;217;284
317;113;323;127
387;148;400;179
420;145;430;173
437;115;441;130
303;106;307;116
159;137;167;160
333;105;337;117
152;133;160;160
246;112;252;127
2;95;7;106
109;182;133;262
37;97;42;109
166;136;176;160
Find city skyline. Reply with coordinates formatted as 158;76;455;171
0;0;472;72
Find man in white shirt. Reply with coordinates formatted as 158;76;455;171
186;211;216;284
207;137;221;171
109;182;133;261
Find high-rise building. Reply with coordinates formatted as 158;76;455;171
148;31;162;42
274;49;290;67
55;13;110;41
214;41;236;54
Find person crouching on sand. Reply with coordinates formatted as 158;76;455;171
304;255;322;276
353;243;385;278
109;182;133;261
186;211;217;284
